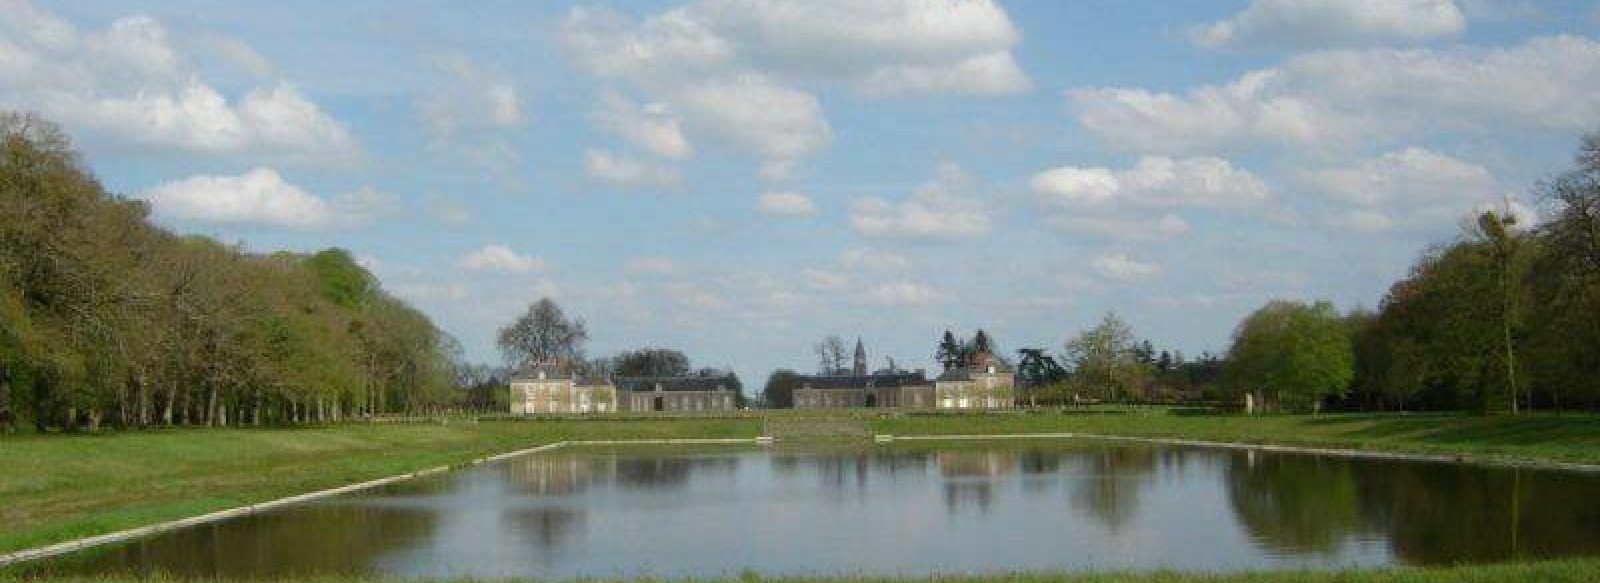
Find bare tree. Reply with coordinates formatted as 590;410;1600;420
496;298;588;368
813;335;847;375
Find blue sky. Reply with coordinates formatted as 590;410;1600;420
6;0;1600;385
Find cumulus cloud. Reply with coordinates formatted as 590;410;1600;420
1304;147;1509;231
593;90;691;159
460;245;544;274
142;168;334;228
851;164;991;240
1091;254;1162;282
1033;156;1271;208
755;191;817;217
0;1;355;160
1071;36;1600;153
417;53;524;138
1194;0;1465;50
585;149;681;188
861;282;943;307
561;0;1027;177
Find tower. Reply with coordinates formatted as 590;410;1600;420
853;338;868;375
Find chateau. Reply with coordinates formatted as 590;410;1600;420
793;340;1015;410
508;362;738;414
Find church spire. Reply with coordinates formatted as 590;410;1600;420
853;338;868;375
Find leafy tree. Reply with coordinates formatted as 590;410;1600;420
612;348;691;377
761;369;803;408
1223;300;1353;412
1063;312;1150;402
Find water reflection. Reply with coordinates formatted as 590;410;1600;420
20;442;1600;579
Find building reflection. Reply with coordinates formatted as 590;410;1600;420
937;451;1017;513
504;453;616;496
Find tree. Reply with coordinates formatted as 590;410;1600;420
1063;313;1150;402
612;348;690;377
935;330;962;371
1223;300;1353;413
813;335;847;375
496;298;588;368
761;369;803;408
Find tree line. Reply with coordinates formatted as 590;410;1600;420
0;114;460;433
1034;132;1600;413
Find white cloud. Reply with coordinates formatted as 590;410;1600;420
585;149;681;188
851;164;991;240
670;73;831;180
1049;213;1191;241
1072;36;1600;153
1194;0;1465;50
142;168;336;228
839;248;912;271
1033;156;1271;208
1091;254;1162;282
1305;147;1508;232
756;191;817;217
417;53;524;138
594;90;692;159
561;0;1027;178
861;282;942;307
0;1;355;161
800;268;848;290
460;245;544;274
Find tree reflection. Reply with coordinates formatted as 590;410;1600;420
1224;451;1600;564
1225;451;1368;555
1067;447;1159;532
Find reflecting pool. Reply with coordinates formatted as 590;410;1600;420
20;441;1600;579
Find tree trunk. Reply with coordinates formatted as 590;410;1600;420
205;385;218;427
0;366;13;434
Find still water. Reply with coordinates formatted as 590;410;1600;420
22;441;1600;578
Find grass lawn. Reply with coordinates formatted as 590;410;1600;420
868;410;1600;466
4;559;1600;582
0;417;759;555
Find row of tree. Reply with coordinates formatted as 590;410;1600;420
0;114;461;433
1224;134;1600;412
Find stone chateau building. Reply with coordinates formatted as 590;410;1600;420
793;339;1014;410
509;362;738;414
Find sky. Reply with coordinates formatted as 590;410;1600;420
4;0;1599;388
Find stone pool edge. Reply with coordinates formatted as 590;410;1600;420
0;437;765;568
877;432;1600;474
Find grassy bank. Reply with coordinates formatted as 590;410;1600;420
869;410;1600;466
6;558;1600;583
0;417;759;555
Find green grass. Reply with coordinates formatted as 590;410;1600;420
869;410;1600;466
0;417;760;555
4;558;1600;582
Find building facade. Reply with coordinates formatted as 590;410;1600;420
509;363;618;415
792;371;935;409
792;341;1015;410
933;361;1014;410
615;376;740;412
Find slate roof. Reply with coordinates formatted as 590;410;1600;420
616;376;735;392
797;371;930;390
